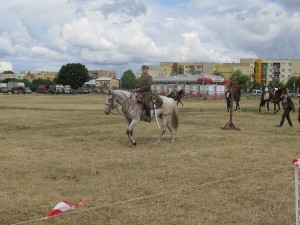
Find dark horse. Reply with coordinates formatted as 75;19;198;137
167;89;184;106
259;88;282;114
225;84;244;112
11;86;25;95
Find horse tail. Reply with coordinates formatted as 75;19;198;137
171;103;179;131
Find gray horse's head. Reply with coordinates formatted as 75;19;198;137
104;90;113;115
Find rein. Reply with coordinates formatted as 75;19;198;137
106;93;137;115
105;94;122;115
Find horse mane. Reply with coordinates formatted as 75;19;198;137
112;90;132;98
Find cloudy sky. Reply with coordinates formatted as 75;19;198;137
0;0;300;75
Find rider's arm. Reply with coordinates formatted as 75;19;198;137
138;76;152;92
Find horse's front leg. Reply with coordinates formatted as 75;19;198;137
274;103;280;114
267;101;270;112
126;119;140;147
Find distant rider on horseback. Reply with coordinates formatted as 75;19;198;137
135;65;163;122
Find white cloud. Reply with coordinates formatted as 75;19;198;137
30;46;60;58
0;36;15;55
0;61;13;73
0;0;300;73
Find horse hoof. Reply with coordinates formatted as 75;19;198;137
170;139;175;143
133;142;137;146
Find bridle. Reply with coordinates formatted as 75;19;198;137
105;94;121;115
105;92;137;115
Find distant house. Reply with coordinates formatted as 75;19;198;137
21;71;58;82
88;70;117;79
0;73;20;80
85;77;120;89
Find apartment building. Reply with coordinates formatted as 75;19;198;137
135;64;173;78
249;59;300;85
215;61;255;80
137;62;216;78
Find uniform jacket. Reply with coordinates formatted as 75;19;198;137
137;73;152;93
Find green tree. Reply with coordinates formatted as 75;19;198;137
170;70;177;76
121;70;137;90
229;70;251;90
170;65;184;75
285;76;300;92
2;78;17;83
178;65;184;75
30;78;54;91
249;82;261;91
189;66;195;75
230;70;250;83
18;79;31;88
57;63;90;89
213;70;224;76
2;70;14;74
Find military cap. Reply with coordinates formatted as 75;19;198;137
141;65;149;70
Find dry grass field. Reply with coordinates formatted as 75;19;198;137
0;93;299;225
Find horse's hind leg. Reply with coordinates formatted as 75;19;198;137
154;118;167;146
166;120;175;143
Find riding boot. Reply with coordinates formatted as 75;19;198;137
153;93;163;107
144;106;151;122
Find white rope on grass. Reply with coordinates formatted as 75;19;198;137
12;164;291;225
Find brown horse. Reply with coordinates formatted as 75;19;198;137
11;86;25;95
259;88;282;114
231;83;246;112
270;88;283;114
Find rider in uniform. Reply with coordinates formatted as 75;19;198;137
136;65;163;122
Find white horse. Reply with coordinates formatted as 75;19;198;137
104;90;179;146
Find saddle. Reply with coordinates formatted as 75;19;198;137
137;93;162;109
